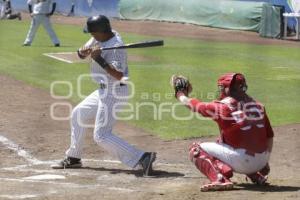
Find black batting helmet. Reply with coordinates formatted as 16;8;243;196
83;15;112;33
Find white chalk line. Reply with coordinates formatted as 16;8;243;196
0;190;58;199
107;187;135;192
23;174;66;180
0;177;137;192
0;177;103;188
0;194;39;199
45;52;75;55
43;53;74;63
1;166;101;177
0;135;43;165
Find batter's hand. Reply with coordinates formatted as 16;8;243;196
90;46;102;60
90;47;110;69
78;46;93;58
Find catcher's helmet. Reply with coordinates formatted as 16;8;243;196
83;15;112;33
217;73;247;99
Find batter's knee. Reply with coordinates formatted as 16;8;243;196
71;106;89;124
93;129;111;144
93;132;100;143
71;107;80;121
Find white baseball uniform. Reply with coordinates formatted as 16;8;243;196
200;142;270;174
65;30;145;168
0;1;5;19
23;0;60;45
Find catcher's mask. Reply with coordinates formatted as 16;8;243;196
83;15;112;33
217;73;247;99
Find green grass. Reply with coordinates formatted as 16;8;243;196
1;19;300;139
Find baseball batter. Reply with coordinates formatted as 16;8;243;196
171;73;273;191
51;15;156;176
23;0;60;46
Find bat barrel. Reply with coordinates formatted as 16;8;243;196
101;40;164;50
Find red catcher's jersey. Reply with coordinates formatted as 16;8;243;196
188;96;274;154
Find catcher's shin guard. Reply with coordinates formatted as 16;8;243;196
259;163;270;176
189;142;234;191
214;159;233;179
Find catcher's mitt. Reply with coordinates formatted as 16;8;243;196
170;75;192;97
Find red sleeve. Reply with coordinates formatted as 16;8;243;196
188;98;222;120
264;114;274;138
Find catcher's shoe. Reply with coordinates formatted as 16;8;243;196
139;152;156;177
246;172;268;185
200;179;234;192
51;157;82;169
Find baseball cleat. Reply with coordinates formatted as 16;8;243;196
139;152;156;177
51;157;82;169
22;43;31;46
246;172;268;185
200;180;234;192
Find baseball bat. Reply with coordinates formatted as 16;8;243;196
100;40;164;51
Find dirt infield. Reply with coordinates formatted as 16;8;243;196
0;74;299;200
0;14;299;199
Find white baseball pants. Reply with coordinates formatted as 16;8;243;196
0;3;5;19
24;14;60;45
200;142;270;174
66;85;145;168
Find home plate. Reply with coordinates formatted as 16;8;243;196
23;174;66;180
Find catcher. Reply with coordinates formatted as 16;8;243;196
171;73;273;191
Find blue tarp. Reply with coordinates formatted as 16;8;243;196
237;0;296;30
